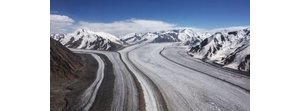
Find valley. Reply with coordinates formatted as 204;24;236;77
50;27;250;111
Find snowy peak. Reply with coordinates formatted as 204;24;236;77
196;32;212;40
71;28;123;45
179;29;197;38
178;29;201;45
51;28;124;51
50;33;65;41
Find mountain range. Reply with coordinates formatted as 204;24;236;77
51;27;250;72
120;29;205;46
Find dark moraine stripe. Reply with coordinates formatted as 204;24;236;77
89;54;115;111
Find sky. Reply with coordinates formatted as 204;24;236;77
50;0;250;35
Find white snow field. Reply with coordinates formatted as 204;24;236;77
121;43;249;111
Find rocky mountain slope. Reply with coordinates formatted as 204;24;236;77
50;38;84;111
51;28;124;51
50;38;84;80
189;28;250;72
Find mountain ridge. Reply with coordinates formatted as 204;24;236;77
51;28;124;51
188;28;250;72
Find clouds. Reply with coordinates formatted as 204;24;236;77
50;14;248;35
50;14;76;33
78;19;181;35
208;26;249;32
50;14;202;35
50;14;181;35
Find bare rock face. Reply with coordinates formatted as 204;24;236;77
50;38;84;111
50;38;83;81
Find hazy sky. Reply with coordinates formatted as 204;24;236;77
50;0;249;35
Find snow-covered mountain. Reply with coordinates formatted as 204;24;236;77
51;28;124;51
189;28;250;72
121;29;203;46
51;27;250;71
223;43;250;71
121;27;250;71
196;32;212;40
